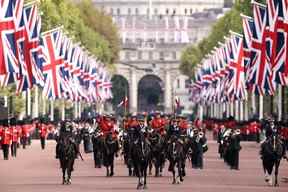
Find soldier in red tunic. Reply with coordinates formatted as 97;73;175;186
99;115;115;138
38;121;48;150
10;120;20;157
179;116;189;136
0;123;12;160
150;112;165;136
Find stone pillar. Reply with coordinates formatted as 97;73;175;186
74;102;78;119
240;100;244;121
164;69;172;113
129;69;137;113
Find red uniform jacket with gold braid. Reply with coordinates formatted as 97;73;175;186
150;118;165;135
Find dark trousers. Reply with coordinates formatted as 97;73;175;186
11;142;17;157
2;144;9;160
230;150;239;169
40;137;45;150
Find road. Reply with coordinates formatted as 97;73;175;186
0;133;288;192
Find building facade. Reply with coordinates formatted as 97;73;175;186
93;0;231;113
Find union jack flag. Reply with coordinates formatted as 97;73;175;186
40;30;64;100
229;32;247;100
0;0;23;75
16;3;44;93
248;1;275;95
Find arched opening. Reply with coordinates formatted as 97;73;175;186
138;75;164;112
111;75;129;115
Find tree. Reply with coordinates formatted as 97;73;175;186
40;0;118;65
180;0;266;78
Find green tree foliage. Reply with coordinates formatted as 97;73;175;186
77;0;120;64
180;0;266;78
111;75;129;112
40;0;119;65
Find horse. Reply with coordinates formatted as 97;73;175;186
102;133;119;177
148;131;165;177
131;133;151;190
167;135;185;184
260;134;285;186
57;136;78;185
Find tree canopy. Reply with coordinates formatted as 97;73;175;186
180;0;265;78
39;0;120;65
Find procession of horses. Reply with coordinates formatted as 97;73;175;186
48;112;288;189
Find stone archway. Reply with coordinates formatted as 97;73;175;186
111;75;129;115
137;75;164;112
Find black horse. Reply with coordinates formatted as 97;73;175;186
260;134;285;186
131;133;151;189
103;133;119;177
167;136;185;184
57;136;78;185
148;131;165;177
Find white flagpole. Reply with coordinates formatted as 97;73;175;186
61;100;65;121
50;100;54;121
240;100;244;121
27;89;31;116
278;85;282;121
32;86;39;118
74;102;78;119
235;100;239;121
251;93;256;117
42;94;46;116
259;95;264;120
244;99;249;120
230;101;234;118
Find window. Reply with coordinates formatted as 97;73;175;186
135;8;139;15
138;51;142;60
110;8;114;15
190;8;193;15
166;9;169;15
172;51;177;60
128;8;131;15
149;51;153;60
117;8;121;15
159;52;164;60
147;8;150;16
177;79;180;89
154;8;158;15
184;8;187;15
125;51;130;60
173;9;176;15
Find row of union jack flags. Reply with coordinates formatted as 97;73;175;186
0;1;112;102
189;0;288;105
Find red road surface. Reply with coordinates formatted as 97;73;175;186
0;132;288;192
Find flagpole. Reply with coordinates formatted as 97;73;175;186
278;85;282;121
259;95;264;120
50;100;54;121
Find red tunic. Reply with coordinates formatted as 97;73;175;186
39;124;48;138
10;126;20;142
150;118;165;135
21;124;30;138
0;128;12;145
100;118;114;136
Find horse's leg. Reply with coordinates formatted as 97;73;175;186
266;160;273;186
143;165;148;189
149;160;152;175
274;160;280;187
110;156;114;177
172;162;176;184
106;166;110;177
62;167;66;185
262;159;269;182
